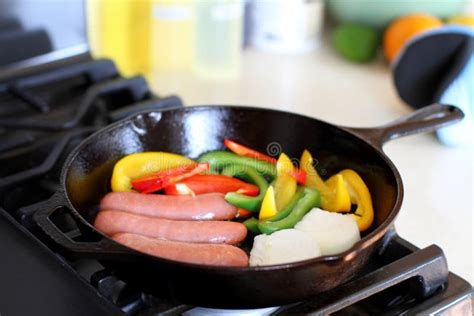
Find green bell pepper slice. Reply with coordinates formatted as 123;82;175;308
258;187;320;235
243;217;260;234
221;165;269;212
198;151;276;178
265;186;305;222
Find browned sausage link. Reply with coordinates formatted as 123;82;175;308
100;192;237;220
112;233;249;267
95;210;247;245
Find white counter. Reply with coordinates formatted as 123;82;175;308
150;45;473;284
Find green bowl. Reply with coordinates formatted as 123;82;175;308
327;0;467;28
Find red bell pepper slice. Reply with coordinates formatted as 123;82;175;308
236;208;252;219
164;174;259;196
131;162;209;194
224;139;277;164
291;168;307;185
167;183;196;196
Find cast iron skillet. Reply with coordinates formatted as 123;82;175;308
33;104;462;308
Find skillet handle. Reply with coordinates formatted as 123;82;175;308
346;104;464;149
32;192;134;259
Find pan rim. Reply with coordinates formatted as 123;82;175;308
60;105;403;272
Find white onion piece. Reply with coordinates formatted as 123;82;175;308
249;229;321;266
295;208;360;256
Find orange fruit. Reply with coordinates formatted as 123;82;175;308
383;15;443;63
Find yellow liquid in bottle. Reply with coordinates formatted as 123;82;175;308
150;0;193;72
86;0;151;76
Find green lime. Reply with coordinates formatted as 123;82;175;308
332;24;379;63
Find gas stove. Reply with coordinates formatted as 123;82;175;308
0;57;472;316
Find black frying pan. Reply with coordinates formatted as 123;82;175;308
32;104;462;308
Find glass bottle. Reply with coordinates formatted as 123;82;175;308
86;0;151;76
150;0;193;72
192;0;243;79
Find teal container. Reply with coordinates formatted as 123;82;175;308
327;0;467;28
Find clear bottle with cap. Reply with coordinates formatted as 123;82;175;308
192;0;243;79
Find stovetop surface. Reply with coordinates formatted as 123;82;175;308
1;205;471;315
0;57;472;316
0;208;121;316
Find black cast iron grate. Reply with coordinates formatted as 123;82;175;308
0;58;182;217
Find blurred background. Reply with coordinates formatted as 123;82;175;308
1;0;472;77
1;0;472;132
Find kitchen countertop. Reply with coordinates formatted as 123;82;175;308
150;44;473;285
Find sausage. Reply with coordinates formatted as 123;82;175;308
95;210;247;245
100;192;237;220
112;233;249;267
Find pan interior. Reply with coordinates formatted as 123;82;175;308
64;106;398;235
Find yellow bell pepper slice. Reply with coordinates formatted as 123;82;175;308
274;153;297;211
111;152;194;192
338;169;374;231
259;186;277;220
300;149;326;192
322;174;351;212
301;150;351;213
